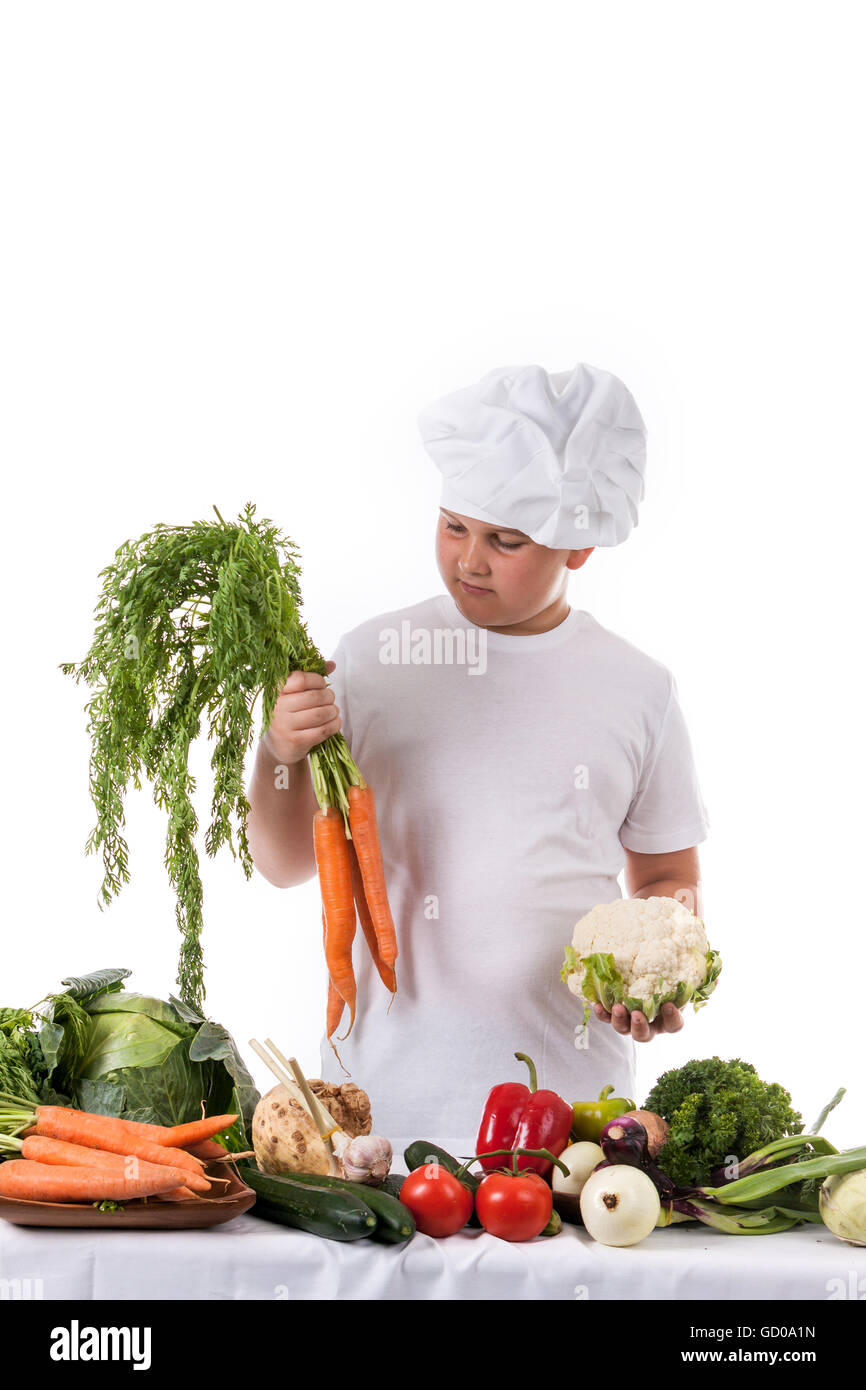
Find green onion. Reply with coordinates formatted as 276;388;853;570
699;1145;866;1207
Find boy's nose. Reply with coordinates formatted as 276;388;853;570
459;542;490;575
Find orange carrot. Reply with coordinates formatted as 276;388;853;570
32;1107;207;1180
314;807;357;1038
327;975;345;1037
154;1186;199;1201
322;903;346;1040
0;1159;193;1203
183;1139;229;1160
19;1135;210;1193
347;784;397;967
349;836;397;993
158;1116;238;1149
60;1111;238;1150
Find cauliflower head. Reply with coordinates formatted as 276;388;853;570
560;896;722;1023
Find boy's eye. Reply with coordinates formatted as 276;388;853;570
443;519;524;551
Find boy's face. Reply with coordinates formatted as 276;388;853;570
436;508;593;630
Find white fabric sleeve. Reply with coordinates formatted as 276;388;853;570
326;634;352;751
619;675;710;854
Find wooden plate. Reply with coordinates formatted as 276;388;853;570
0;1159;256;1230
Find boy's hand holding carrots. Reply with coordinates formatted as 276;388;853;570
261;661;342;766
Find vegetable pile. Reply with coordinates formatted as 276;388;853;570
239;1043;413;1244
557;1058;866;1244
0;968;257;1151
595;1104;866;1237
400;1141;566;1242
392;1052;866;1251
644;1056;804;1188
60;502;397;1041
241;1164;416;1246
0;1103;239;1206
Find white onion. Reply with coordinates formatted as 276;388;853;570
579;1165;660;1246
552;1142;605;1196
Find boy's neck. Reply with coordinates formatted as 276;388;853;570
471;592;572;636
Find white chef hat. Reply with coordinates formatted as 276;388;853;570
418;362;647;549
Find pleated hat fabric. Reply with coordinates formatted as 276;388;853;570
419;362;647;549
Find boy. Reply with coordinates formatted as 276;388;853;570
247;362;709;1144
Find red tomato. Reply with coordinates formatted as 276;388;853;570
399;1164;474;1237
475;1170;553;1241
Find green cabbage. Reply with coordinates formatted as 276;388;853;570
31;968;258;1150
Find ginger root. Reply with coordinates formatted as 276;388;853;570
307;1080;372;1138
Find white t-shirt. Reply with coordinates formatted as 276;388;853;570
318;592;709;1149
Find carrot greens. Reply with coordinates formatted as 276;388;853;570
60;503;363;1009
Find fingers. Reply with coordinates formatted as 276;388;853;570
608;1003;633;1036
259;663;342;765
593;1001;684;1041
279;687;336;721
277;669;332;695
656;1001;684;1034
306;712;342;748
630;1003;683;1040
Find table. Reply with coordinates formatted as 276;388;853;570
1;1138;863;1301
2;1213;860;1301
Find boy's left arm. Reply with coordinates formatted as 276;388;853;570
591;846;703;1042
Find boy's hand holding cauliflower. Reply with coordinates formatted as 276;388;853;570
560;896;722;1043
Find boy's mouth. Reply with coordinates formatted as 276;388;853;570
458;579;494;595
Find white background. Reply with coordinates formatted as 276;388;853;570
2;2;863;1146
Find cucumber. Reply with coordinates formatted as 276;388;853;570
285;1172;416;1245
403;1140;480;1193
379;1173;405;1202
242;1164;378;1242
403;1139;483;1228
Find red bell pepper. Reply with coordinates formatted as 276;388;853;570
476;1052;573;1177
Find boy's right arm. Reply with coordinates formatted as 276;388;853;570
246;663;342;888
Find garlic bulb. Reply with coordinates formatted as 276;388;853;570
332;1132;393;1184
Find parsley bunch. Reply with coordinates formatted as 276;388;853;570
60;502;358;1010
645;1057;804;1189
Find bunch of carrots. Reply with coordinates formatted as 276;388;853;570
0;1098;240;1205
313;778;398;1057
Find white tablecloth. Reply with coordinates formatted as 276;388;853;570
3;1213;862;1301
2;1138;863;1301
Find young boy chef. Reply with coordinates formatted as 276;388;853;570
247;362;709;1145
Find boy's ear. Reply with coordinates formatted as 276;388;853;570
566;547;595;572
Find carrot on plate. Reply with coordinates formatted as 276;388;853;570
159;1116;239;1150
32;1108;207;1181
183;1139;229;1161
314;807;357;1040
0;1159;193;1204
59;1111;239;1150
347;784;397;968
19;1135;209;1193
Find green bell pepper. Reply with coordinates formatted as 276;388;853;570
570;1083;636;1142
